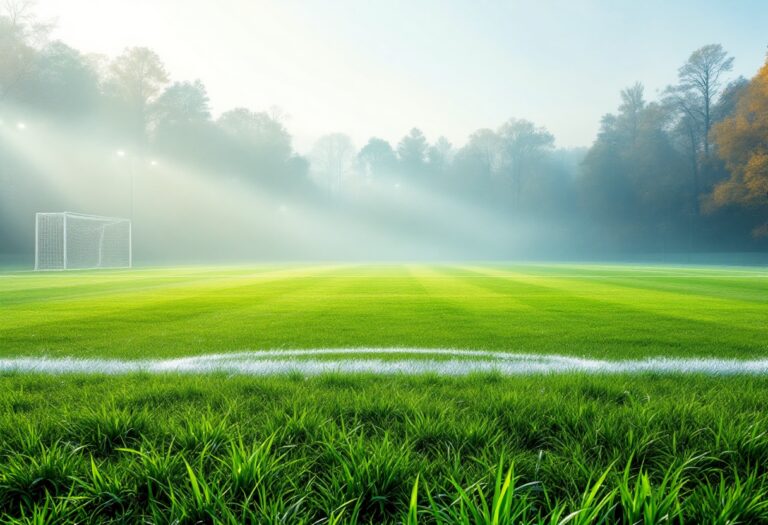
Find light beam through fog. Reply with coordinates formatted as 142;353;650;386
4;116;579;261
3;112;553;262
1;3;767;264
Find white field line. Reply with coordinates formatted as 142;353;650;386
2;348;768;375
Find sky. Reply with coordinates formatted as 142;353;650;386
33;0;768;153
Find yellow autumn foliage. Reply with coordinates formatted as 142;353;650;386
711;55;768;235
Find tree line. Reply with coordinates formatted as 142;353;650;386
308;44;766;254
1;3;766;259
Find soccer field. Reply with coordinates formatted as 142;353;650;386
3;263;768;523
2;264;767;361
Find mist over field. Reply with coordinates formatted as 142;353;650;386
1;1;767;264
4;4;768;522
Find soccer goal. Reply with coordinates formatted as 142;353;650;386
35;212;132;270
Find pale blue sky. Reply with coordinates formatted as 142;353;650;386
35;0;768;152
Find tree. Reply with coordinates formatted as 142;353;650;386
397;128;428;177
215;108;296;186
618;83;645;145
357;137;397;180
459;128;502;182
0;1;51;100
153;80;211;128
709;56;768;236
580;113;636;228
448;129;501;201
20;41;100;117
713;77;749;123
666;90;704;212
664;45;734;217
466;129;501;170
580;86;688;249
310;133;356;194
150;80;213;164
217;108;292;161
427;136;453;170
497;118;554;205
667;44;734;159
105;47;169;143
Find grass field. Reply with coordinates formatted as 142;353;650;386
2;263;768;523
2;264;767;359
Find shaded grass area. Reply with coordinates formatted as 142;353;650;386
2;373;768;523
1;264;767;359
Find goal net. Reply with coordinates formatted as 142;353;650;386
35;212;132;270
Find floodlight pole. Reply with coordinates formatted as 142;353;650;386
115;149;137;267
117;149;136;220
129;155;136;221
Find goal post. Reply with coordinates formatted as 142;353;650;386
35;212;132;270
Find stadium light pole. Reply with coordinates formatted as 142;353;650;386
115;149;136;220
115;150;155;269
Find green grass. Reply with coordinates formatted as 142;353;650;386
1;263;767;359
1;373;768;524
2;263;768;523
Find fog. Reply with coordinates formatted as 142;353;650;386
1;109;576;262
1;4;767;266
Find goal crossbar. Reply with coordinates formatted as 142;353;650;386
42;211;131;222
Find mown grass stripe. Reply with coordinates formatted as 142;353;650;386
1;264;766;360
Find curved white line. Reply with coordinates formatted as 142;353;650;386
1;348;768;375
165;348;598;366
